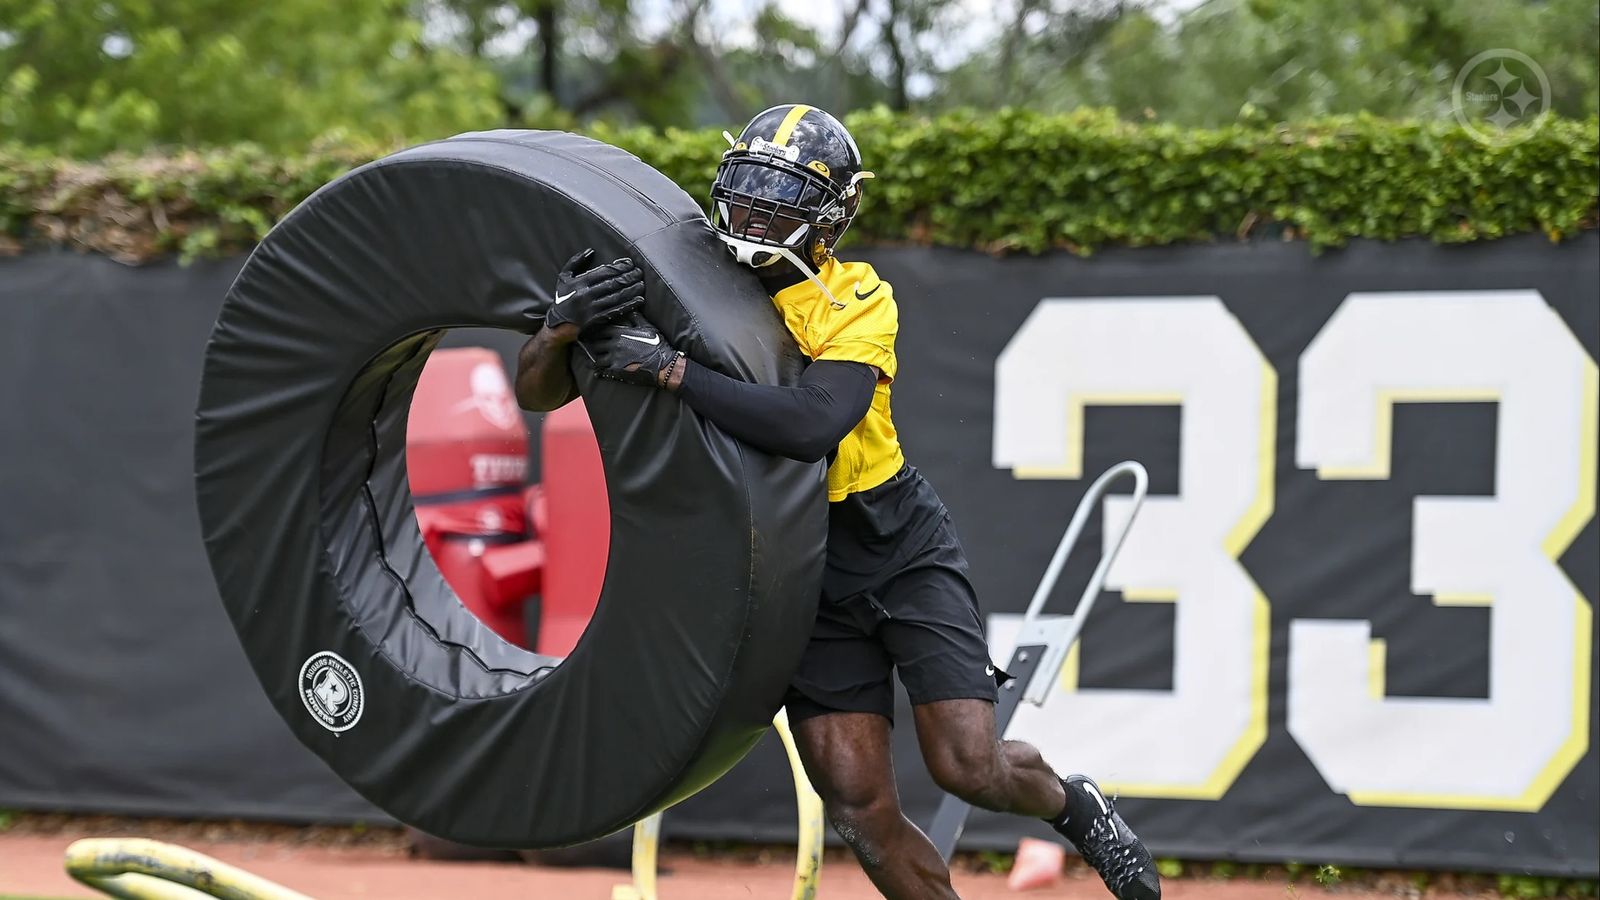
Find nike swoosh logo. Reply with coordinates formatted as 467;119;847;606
554;290;576;304
854;282;880;302
1082;781;1111;816
620;333;661;346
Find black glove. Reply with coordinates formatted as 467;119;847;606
583;314;682;388
532;249;645;333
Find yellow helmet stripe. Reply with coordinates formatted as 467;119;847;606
772;104;814;147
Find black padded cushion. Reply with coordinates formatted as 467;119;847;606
194;131;826;847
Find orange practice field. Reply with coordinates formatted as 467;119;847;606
0;830;1511;900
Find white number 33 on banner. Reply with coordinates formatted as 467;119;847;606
991;290;1596;812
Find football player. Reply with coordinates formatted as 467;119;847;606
514;104;1160;900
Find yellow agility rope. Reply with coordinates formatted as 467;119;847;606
65;838;314;900
615;708;824;900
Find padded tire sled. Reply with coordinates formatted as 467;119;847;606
194;131;826;847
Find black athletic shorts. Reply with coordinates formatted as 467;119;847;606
784;464;1008;724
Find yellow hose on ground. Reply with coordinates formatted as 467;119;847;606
611;812;663;900
614;708;825;899
773;707;825;900
64;838;315;900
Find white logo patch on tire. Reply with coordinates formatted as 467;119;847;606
299;651;364;733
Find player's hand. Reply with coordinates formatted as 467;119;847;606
531;249;645;336
583;314;682;388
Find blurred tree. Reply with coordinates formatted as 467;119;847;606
566;0;697;126
703;3;894;121
941;0;1129;111
416;0;560;108
936;0;1599;124
4;0;1591;153
0;0;502;155
417;0;905;128
872;0;963;110
420;0;712;127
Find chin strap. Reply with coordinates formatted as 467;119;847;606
716;233;841;307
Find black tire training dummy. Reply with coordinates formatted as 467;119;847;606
194;131;826;848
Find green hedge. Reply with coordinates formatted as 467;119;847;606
2;108;1596;263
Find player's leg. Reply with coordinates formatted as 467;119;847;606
785;592;960;898
911;698;1064;817
880;534;1162;900
790;711;958;900
872;549;1067;818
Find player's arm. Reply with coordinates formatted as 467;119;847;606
514;324;582;412
583;318;876;463
675;359;876;462
514;249;645;412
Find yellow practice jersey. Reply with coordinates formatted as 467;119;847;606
770;258;905;501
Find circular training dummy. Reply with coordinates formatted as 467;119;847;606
194;131;826;848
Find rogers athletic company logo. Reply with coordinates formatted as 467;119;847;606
470;453;526;487
299;651;364;733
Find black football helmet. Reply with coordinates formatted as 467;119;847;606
709;104;873;272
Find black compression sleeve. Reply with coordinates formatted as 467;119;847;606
676;359;877;463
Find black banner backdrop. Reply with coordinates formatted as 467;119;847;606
0;234;1594;875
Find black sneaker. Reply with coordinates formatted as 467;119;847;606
1047;775;1160;900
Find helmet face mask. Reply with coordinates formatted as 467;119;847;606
709;104;871;279
710;159;850;261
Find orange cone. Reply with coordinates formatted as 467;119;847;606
1006;837;1066;891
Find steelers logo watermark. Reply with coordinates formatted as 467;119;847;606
1452;49;1551;146
299;651;364;733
